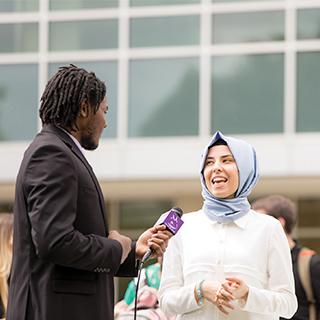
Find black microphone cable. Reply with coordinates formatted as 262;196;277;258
133;207;183;320
133;259;147;320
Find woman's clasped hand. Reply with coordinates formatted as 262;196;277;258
201;277;248;315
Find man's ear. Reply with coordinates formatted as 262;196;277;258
80;100;89;118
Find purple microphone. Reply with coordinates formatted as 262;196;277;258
141;207;184;263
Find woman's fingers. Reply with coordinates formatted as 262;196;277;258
226;276;242;285
225;277;249;300
218;304;229;315
219;284;236;300
216;297;234;315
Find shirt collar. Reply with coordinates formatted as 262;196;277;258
60;127;86;157
205;210;251;229
233;211;251;229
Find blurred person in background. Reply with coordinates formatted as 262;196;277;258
252;195;320;320
0;213;13;320
115;257;175;320
123;257;162;307
7;65;171;320
159;131;297;320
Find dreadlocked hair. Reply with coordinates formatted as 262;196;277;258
39;64;106;130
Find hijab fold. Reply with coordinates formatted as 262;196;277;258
200;131;259;223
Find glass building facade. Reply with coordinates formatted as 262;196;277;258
1;0;320;139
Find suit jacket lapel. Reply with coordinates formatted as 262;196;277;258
42;124;109;234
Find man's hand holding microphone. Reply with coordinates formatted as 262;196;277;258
108;207;184;264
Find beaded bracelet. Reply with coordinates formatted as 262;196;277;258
195;280;205;306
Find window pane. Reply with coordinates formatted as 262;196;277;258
298;199;320;228
50;0;117;10
49;20;118;51
211;54;284;134
131;0;199;6
296;52;320;132
298;197;320;252
0;23;38;53
299;238;320;252
0;0;38;11
0;64;38;141
130;15;199;47
297;9;320;40
48;61;117;138
212;11;284;43
129;58;199;137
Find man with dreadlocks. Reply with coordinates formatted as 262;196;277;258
6;65;171;320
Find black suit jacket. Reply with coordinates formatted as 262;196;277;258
7;124;138;320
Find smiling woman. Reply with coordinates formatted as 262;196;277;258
200;131;258;224
159;131;298;320
203;139;239;199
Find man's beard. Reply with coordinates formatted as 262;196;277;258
80;133;98;150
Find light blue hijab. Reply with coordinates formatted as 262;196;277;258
200;131;259;223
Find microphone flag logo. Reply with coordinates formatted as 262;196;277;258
163;209;184;234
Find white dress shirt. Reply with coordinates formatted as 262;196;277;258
159;209;297;320
61;128;86;157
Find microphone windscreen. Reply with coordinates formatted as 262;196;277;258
171;207;183;218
